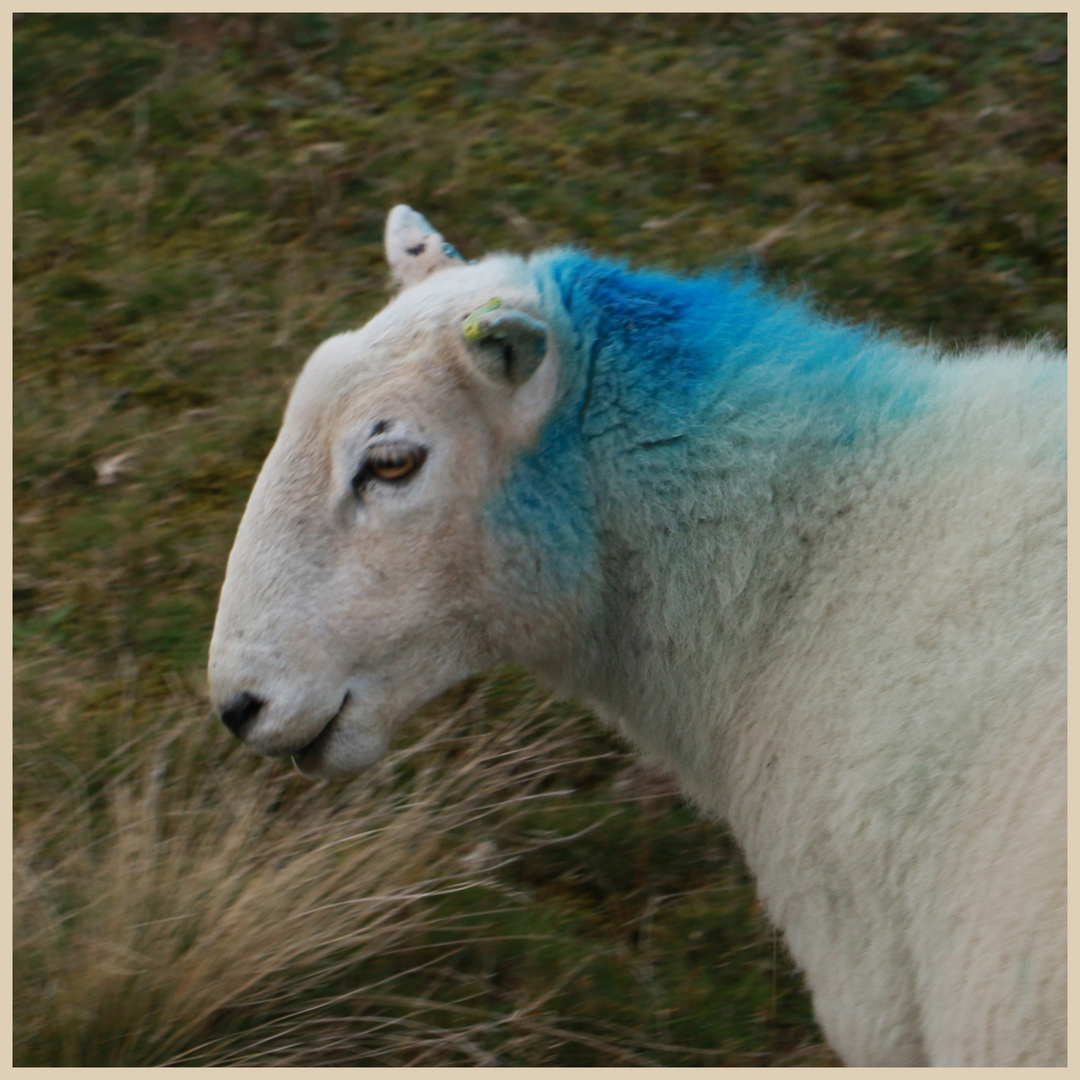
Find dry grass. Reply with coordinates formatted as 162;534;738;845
13;681;626;1067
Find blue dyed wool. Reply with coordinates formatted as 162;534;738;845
486;250;930;605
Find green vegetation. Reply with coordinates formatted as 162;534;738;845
14;13;1064;1066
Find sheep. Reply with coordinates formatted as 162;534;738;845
208;205;1065;1066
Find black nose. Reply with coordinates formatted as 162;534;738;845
219;691;265;738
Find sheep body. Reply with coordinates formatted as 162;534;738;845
516;255;1065;1065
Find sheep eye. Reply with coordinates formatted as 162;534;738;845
353;443;426;494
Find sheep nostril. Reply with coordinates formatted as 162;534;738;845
219;691;266;738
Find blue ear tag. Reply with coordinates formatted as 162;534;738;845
442;240;470;263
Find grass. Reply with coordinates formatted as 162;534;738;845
13;13;1065;1066
15;684;638;1066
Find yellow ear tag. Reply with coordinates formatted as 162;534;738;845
462;298;503;342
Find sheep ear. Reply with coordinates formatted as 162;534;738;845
384;204;465;290
462;299;548;388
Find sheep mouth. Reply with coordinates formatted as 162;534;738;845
291;692;350;773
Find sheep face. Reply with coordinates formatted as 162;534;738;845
208;210;570;776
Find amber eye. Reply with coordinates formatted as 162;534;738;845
353;443;427;494
370;446;421;480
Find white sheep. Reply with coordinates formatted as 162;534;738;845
209;206;1065;1066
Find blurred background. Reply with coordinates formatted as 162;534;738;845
13;13;1066;1066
